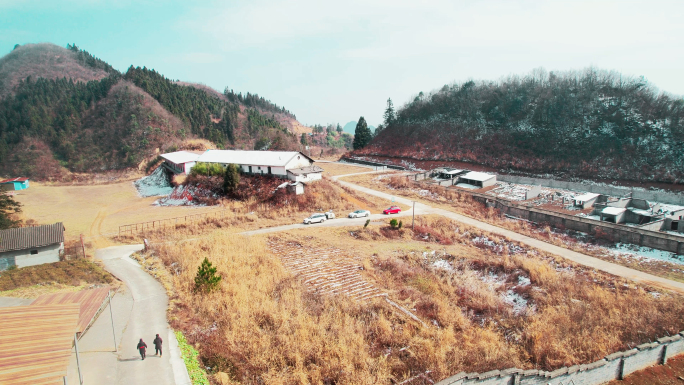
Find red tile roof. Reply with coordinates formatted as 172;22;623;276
0;304;80;385
0;177;29;183
32;287;111;335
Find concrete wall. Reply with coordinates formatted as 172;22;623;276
241;165;288;177
289;172;322;183
0;243;63;270
498;175;684;206
436;333;684;385
341;157;405;170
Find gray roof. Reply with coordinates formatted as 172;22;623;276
198;150;314;167
0;223;65;253
287;165;324;175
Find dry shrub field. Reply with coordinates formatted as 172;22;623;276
345;173;684;283
318;162;372;176
0;259;114;295
118;178;404;243
143;216;684;385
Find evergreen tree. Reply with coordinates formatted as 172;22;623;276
300;133;308;146
336;123;343;134
352;116;373;150
383;98;396;127
223;163;240;194
0;190;22;229
194;257;222;293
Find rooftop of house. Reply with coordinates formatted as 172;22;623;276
197;150;313;167
0;177;29;183
287;165;324;175
461;171;496;182
0;222;65;253
602;207;626;216
160;151;201;165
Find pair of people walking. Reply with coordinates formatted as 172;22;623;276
137;334;163;360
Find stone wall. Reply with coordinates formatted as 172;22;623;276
436;333;684;385
498;175;684;206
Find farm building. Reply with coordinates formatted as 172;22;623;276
196;150;321;182
457;171;497;188
600;206;626;223
160;151;201;175
437;168;466;180
573;193;601;209
0;177;29;191
0;222;65;271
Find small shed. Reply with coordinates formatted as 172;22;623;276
439;168;465;179
287;182;305;195
0;222;65;271
287;165;323;183
600;207;626;224
458;172;497;188
574;193;600;209
0;177;29;191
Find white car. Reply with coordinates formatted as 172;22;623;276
304;213;327;224
348;210;371;218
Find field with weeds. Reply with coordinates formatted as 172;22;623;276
343;172;684;283
0;259;115;297
117;178;404;244
142;215;684;384
318;162;372;176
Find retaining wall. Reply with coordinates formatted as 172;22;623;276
498;175;684;206
436;333;684;385
340;157;405;170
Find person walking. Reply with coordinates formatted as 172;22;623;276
153;333;163;356
137;338;148;360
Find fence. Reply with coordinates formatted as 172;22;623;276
118;210;228;236
437;333;684;384
341;157;406;170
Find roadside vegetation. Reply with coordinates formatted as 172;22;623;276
138;217;684;384
343;172;684;283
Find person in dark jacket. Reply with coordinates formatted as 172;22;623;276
137;338;148;360
153;334;163;356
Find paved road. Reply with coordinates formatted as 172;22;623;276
331;175;684;294
71;245;191;385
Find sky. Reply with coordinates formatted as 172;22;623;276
1;0;683;127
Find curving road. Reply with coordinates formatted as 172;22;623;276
92;245;191;385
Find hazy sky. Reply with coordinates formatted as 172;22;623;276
1;0;683;126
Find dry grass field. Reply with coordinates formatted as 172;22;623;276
318;162;373;176
343;173;684;283
143;216;684;385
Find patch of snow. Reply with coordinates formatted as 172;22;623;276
502;290;528;315
432;259;454;272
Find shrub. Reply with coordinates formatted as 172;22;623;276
398;220;403;229
190;162;224;177
223;163;240;194
364;219;370;229
390;219;398;229
194;257;221;293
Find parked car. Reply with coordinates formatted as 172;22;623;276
304;213;327;224
383;206;402;214
348;210;371;218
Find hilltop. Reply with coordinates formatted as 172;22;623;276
357;68;684;184
0;43;311;179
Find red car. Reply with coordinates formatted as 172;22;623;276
383;206;401;214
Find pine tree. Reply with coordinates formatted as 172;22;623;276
383;98;395;127
0;190;22;229
300;133;308;146
223;163;240;194
194;257;222;293
336;123;343;134
352;116;372;150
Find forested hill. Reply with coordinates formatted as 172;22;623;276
0;43;303;179
360;68;684;184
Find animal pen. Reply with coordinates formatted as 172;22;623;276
118;210;228;236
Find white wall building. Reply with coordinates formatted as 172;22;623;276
0;223;65;270
196;150;321;182
160;151;201;174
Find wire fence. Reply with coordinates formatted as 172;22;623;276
118;210;228;236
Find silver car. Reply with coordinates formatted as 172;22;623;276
348;210;370;218
304;213;327;224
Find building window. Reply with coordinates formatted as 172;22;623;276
268;166;271;174
30;250;38;255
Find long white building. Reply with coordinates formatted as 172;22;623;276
160;149;323;183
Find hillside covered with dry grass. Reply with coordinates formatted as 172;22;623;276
142;217;684;384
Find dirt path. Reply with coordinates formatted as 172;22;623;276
331;174;684;295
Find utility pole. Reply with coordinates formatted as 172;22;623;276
412;201;415;230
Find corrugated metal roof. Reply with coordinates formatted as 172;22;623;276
160;151;201;165
0;177;29;183
461;171;496;182
287;165;324;175
198;150;313;167
0;223;65;253
0;304;80;385
32;287;110;335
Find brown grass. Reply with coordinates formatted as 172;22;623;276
346;173;684;283
318;162;373;176
143;215;684;384
0;259;114;292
